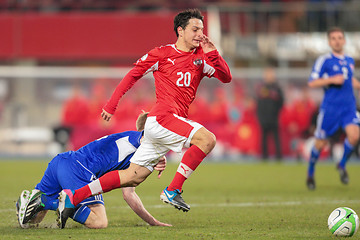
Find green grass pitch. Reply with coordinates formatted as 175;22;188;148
1;160;360;239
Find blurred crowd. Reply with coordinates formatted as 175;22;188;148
0;0;306;12
60;73;321;161
1;0;358;33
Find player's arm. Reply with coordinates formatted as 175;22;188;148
102;49;161;121
308;75;345;88
201;35;232;83
122;156;170;226
352;77;360;89
308;56;345;88
101;69;144;121
122;187;172;227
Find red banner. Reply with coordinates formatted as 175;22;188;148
0;12;180;61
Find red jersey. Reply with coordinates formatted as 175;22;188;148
104;44;232;118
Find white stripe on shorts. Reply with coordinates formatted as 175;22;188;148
314;109;326;139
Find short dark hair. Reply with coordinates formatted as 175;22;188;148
174;9;204;37
327;27;345;38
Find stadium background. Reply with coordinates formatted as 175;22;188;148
0;0;359;163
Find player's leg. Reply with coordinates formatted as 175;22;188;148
22;190;46;223
307;138;327;190
167;126;214;192
161;126;212;212
261;125;269;160
57;164;153;228
28;210;48;224
307;108;339;190
17;190;55;228
155;113;212;211
273;124;282;160
337;123;360;184
19;155;63;227
83;204;108;229
63;163;152;207
16;190;31;228
58;193;106;229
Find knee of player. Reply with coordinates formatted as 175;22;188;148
205;132;216;150
348;135;360;145
195;132;216;154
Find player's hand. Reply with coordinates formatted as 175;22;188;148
200;35;217;53
101;109;113;121
154;156;166;179
152;220;172;227
330;75;345;85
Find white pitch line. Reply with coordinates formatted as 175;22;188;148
2;199;360;213
149;199;360;209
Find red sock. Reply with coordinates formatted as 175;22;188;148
168;145;206;191
73;170;121;206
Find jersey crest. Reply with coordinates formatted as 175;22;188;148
193;58;203;68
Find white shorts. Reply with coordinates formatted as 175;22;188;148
130;114;203;171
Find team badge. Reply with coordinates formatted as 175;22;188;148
193;58;203;67
333;65;339;71
339;60;347;65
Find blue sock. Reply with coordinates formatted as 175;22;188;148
41;194;58;211
338;139;354;170
308;147;320;178
72;205;91;224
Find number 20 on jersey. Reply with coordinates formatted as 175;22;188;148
177;72;191;87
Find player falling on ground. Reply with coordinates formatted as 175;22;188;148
306;27;360;190
16;112;171;229
58;8;232;219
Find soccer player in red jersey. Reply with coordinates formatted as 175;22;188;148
59;9;231;218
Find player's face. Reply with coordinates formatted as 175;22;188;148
328;31;345;54
181;18;204;50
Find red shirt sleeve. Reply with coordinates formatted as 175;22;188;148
204;50;232;83
103;48;161;114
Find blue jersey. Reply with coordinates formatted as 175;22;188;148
35;130;143;204
63;130;143;178
309;53;356;109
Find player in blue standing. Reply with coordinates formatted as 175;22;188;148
306;27;360;190
16;112;171;228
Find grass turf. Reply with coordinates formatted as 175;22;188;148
1;160;360;239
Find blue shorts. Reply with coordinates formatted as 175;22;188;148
35;153;104;207
315;106;360;139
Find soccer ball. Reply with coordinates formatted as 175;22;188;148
328;207;359;237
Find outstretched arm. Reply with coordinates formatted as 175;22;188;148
102;69;143;121
122;156;170;226
122;187;172;226
102;48;161;121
